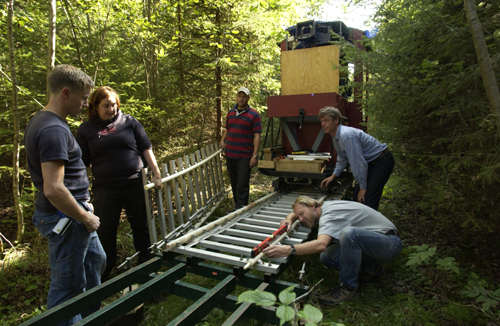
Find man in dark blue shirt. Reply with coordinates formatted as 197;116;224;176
24;65;106;325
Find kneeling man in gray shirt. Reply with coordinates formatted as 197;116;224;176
264;196;402;305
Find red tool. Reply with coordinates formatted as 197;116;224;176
251;224;288;258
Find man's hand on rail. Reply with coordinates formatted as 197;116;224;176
264;244;291;258
280;220;291;232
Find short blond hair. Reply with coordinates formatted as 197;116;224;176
48;64;94;94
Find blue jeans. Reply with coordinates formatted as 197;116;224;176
353;151;394;211
33;207;106;326
319;227;402;289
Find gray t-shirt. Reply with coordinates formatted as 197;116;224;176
318;200;396;239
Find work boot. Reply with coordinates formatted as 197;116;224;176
319;283;358;305
358;264;385;285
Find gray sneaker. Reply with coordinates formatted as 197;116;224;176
319;283;358;305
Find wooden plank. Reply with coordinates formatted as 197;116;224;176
215;145;225;191
184;155;197;214
195;150;208;205
155;188;169;244
162;164;176;232
207;145;219;195
258;160;275;169
177;158;191;220
170;160;184;225
201;148;212;200
190;154;203;209
281;45;340;95
275;159;324;173
142;168;158;248
210;144;222;193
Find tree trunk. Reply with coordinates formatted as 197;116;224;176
62;0;84;68
215;8;222;142
464;0;500;136
177;0;185;111
7;0;24;242
93;0;113;83
146;0;157;99
47;0;56;98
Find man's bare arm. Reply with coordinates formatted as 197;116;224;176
264;234;332;258
42;160;100;232
219;129;228;149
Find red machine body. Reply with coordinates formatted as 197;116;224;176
259;20;367;180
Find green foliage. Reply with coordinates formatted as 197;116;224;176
339;0;500;256
406;244;436;267
237;285;323;326
237;289;277;306
405;243;499;322
462;273;500;316
436;257;460;274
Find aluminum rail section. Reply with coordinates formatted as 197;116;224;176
142;143;228;252
166;186;347;275
20;184;351;326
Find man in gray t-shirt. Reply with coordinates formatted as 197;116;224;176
264;196;402;305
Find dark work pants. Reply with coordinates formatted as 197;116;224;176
353;151;394;211
226;157;251;209
93;177;151;281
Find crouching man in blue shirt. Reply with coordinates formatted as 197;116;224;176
264;196;402;305
319;107;394;211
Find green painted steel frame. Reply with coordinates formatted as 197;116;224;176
161;252;309;325
20;251;309;326
20;258;164;325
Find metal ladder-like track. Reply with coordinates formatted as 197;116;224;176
20;145;353;326
170;186;348;274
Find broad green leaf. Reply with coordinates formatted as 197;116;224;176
237;290;276;306
25;284;38;292
302;304;322;323
276;305;295;323
278;285;296;305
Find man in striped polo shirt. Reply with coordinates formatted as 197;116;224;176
219;87;262;209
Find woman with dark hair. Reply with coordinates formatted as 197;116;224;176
76;86;161;281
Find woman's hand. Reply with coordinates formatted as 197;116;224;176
152;173;162;188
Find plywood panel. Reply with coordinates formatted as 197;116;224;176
275;159;325;173
281;45;340;96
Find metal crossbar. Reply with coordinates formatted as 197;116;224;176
142;143;228;253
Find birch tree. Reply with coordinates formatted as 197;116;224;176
464;0;500;138
7;0;24;242
47;0;56;97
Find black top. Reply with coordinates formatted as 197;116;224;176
76;110;152;180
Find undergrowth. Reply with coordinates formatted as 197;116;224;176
1;169;499;325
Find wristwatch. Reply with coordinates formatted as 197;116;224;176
290;244;296;255
253;155;258;158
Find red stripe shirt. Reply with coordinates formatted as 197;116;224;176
225;105;262;159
